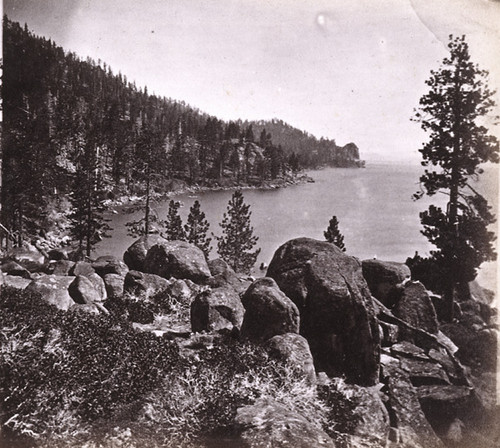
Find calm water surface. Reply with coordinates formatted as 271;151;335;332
97;162;498;289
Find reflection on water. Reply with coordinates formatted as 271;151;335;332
97;162;498;291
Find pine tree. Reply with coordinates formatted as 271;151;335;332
412;35;499;321
216;191;260;273
324;216;346;251
185;200;211;258
163;200;186;241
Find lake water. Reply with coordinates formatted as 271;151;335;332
97;162;498;291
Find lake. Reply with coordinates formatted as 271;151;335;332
96;162;498;290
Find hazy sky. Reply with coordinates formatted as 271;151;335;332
4;0;500;161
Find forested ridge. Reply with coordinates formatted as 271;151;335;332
1;17;362;250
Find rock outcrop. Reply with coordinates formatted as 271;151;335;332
144;240;211;283
267;237;380;385
240;277;300;342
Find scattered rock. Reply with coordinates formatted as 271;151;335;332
267;238;380;385
362;259;410;306
123;234;168;272
393;281;439;337
144;240;211;284
234;398;335;448
241;277;300;342
124;270;170;298
92;255;129;277
86;272;107;301
103;273;125;299
190;287;244;333
266;333;316;384
25;275;76;310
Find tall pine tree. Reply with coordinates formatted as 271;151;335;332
412;35;499;321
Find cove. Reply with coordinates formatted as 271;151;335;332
96;162;497;289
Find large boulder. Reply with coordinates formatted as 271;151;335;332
362;259;410;306
190;286;244;333
25;275;76;310
241;277;300;342
50;260;75;276
393;281;439;337
70;261;95;277
103;273;125;299
144;240;211;283
2;274;32;290
124;270;170;298
68;275;107;305
267;238;380;385
234;398;335;448
92;255;129;277
123;234;168;271
266;333;316;384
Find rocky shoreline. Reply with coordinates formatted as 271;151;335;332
1;236;498;447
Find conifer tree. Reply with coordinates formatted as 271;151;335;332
185;200;211;258
412;35;499;321
216;191;260;273
163;200;186;241
324;216;346;251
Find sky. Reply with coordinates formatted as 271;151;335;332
3;0;500;162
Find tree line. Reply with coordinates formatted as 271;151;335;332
1;17;360;252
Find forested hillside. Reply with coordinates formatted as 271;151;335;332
1;17;362;250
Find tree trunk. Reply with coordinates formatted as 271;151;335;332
145;166;150;236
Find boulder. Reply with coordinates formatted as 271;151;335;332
362;259;410;306
70;261;95;277
2;274;32;290
50;260;75;276
47;248;69;261
1;260;31;278
267;238;380;385
234;398;335;448
190;287;244;333
124;270;170;298
381;354;444;448
123;234;168;271
207;258;248;293
92;255;129;277
25;275;76;310
144;240;211;283
68;276;102;304
393;281;439;337
7;247;45;272
103;273;125;299
241;277;300;342
166;279;194;306
266;333;316;384
86;272;107;301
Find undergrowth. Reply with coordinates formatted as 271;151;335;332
1;286;357;447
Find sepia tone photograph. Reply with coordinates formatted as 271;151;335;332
1;0;499;447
